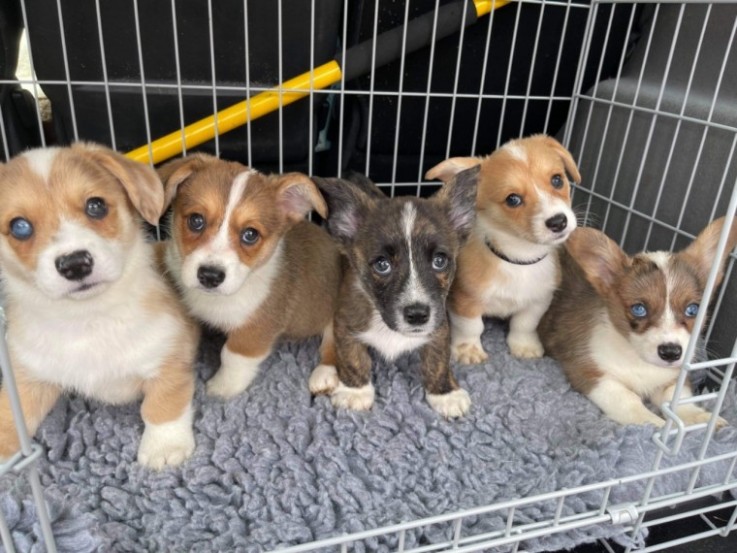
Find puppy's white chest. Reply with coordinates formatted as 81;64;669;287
9;304;180;403
183;281;270;332
482;257;558;317
357;313;430;362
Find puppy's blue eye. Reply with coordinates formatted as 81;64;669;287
9;217;33;240
630;303;648;318
505;194;523;208
85;197;108;219
187;213;206;232
551;174;564;189
373;257;391;275
684;303;699;317
241;227;260;245
432;253;449;271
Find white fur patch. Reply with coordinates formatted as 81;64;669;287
212;170;252;251
473;228;560;320
631;251;690;367
23;147;60;182
503;142;528;163
426;388;471;418
449;311;487;364
588;379;666;426
589;311;682;398
396;202;433;333
331;381;375;411
170;239;283;331
7;237;186;403
309;363;339;395
206;346;268;398
532;193;575;245
138;404;195;469
34;219;127;300
177;170;255;296
357;310;431;362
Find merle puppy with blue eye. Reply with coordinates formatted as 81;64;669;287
539;219;737;427
308;169;479;418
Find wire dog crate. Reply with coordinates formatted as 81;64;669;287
1;0;737;552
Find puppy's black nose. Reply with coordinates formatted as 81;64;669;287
55;250;94;281
545;213;568;233
197;265;226;289
403;303;430;326
658;343;683;362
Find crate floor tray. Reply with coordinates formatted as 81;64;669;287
2;322;736;552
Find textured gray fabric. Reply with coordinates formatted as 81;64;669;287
1;321;736;553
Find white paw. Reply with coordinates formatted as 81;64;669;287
309;364;339;395
206;371;245;399
677;408;729;428
330;382;375;411
622;411;666;427
452;342;488;365
137;407;195;470
507;332;544;359
206;348;263;399
426;388;472;418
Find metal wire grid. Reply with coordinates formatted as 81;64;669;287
0;0;736;552
0;307;56;553
0;0;592;175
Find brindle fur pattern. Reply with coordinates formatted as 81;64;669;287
315;168;478;410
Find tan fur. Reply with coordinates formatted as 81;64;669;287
426;135;578;362
0;372;61;458
158;155;341;396
0;144;199;467
540;218;737;426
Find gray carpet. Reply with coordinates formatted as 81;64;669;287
1;321;736;553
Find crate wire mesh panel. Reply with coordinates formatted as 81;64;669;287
0;0;737;551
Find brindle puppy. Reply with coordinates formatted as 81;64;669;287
309;169;479;417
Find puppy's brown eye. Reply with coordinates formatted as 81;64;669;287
505;194;523;208
187;213;206;232
85;197;108;219
551;174;564;189
241;227;260;245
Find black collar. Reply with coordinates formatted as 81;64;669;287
485;238;548;266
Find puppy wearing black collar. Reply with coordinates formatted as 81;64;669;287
425;135;580;364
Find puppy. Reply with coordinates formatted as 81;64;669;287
0;144;199;469
308;169;478;417
158;154;341;398
425;135;579;364
539;219;737;426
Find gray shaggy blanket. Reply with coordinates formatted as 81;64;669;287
2;321;736;552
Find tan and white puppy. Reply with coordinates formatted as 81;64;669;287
425;135;579;364
0;144;199;469
539;219;736;426
158;154;341;399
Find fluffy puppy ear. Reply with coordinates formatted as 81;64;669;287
535;134;582;184
425;157;481;183
678;216;737;288
275;173;327;222
342;170;387;199
313;177;379;245
72;142;164;226
565;227;629;297
156;153;219;212
432;165;479;243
